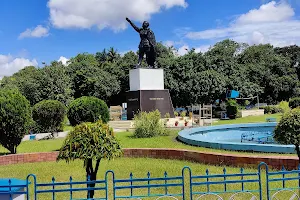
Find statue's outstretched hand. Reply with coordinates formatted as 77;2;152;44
126;17;130;22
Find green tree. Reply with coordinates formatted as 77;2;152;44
57;121;123;198
32;100;66;133
274;108;300;161
67;96;110;126
67;53;120;102
0;89;32;154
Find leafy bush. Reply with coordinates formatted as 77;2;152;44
0;89;32;154
57;120;122;198
274;108;300;160
180;111;186;118
226;99;238;119
164;113;171;119
133;110;169;138
263;105;281;114
289;97;300;109
67;96;109;126
236;111;242;118
174;111;179;117
278;101;290;113
32;100;66;133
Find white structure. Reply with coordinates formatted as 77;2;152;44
0;193;25;200
129;68;164;91
0;179;27;200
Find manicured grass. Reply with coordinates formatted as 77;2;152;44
213;113;282;125
0;157;290;200
0;114;289;156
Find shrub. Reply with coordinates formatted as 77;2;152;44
164;113;171;119
0;89;32;154
67;96;109;126
32;100;66;133
57;120;122;198
278;101;290;113
226;99;238;119
174;111;179;117
263;105;281;114
133;110;169;138
274;108;300;161
180;111;186;118
236;110;242;118
289;97;300;109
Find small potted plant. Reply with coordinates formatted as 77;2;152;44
180;111;186;120
184;119;188;126
175;121;179;126
164;113;171;121
174;111;179;118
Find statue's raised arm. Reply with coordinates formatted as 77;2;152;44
126;17;140;33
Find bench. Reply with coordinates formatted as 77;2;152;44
266;118;276;122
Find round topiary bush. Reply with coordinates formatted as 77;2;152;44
0;89;32;154
274;108;300;161
289;97;300;109
32;100;66;133
67;96;109;126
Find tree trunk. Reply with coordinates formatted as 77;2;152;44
86;159;101;199
8;145;16;154
295;145;300;163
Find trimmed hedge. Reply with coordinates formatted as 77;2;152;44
289;97;300;109
262;105;281;114
32;100;66;133
0;89;32;154
67;96;109;126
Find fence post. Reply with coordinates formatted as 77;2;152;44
182;166;192;200
105;170;115;200
258;162;269;200
27;174;37;200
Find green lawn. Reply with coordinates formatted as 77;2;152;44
0;113;288;156
213;113;282;125
0;157;291;200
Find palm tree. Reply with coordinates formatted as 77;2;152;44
107;47;119;63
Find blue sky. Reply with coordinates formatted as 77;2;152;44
1;0;300;78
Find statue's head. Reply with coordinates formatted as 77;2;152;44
142;21;149;29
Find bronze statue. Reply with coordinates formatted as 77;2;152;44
126;17;157;68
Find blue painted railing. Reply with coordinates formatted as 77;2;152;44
3;162;300;199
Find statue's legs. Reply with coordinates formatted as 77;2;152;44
146;47;156;68
136;47;146;68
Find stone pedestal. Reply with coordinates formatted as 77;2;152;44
129;68;164;91
127;68;174;120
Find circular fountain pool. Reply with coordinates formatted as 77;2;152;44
178;123;295;153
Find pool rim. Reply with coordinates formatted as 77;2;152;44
178;122;295;154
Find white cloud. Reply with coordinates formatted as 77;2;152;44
0;55;38;78
195;45;211;53
176;44;211;56
19;25;49;39
58;56;69;66
164;40;175;47
236;1;294;24
177;45;189;56
185;1;300;47
47;0;187;31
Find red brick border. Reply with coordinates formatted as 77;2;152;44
0;149;298;170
